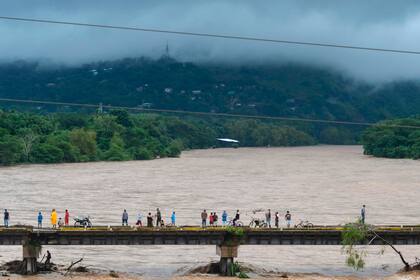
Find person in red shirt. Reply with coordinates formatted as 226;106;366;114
209;212;214;226
64;209;70;226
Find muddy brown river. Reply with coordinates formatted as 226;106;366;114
1;145;420;278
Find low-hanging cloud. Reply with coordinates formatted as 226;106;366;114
1;0;420;82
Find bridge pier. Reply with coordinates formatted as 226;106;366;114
22;244;40;274
216;245;239;276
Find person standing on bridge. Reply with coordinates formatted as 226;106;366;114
136;212;143;227
4;209;9;228
147;212;153;227
122;209;128;226
38;211;43;228
266;209;272;228
58;217;64;228
171;211;176;226
156;208;162;227
64;209;70;226
361;205;366;224
51;209;57;228
285;210;292;228
201;210;208;227
222;210;228;226
275;211;279;228
209;212;214;226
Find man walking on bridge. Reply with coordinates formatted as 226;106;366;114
201;210;208;227
361;205;366;224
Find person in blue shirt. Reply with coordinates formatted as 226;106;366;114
38;212;43;228
171;211;176;226
222;210;228;226
4;209;9;228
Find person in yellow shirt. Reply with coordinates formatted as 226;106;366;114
51;209;57;228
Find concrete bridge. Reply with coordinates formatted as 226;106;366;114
1;225;420;275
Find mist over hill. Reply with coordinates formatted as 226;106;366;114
1;57;420;124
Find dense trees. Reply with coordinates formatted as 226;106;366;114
2;58;420;125
2;58;419;163
0;110;316;166
362;117;420;159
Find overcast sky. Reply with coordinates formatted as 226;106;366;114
1;0;420;82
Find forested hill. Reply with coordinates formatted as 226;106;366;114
1;57;420;123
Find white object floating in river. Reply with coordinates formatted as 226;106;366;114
217;138;239;143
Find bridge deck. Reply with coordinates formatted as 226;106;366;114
1;225;420;246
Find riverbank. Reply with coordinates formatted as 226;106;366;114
6;271;420;280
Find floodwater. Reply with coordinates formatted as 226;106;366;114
1;145;420;279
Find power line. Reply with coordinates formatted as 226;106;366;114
0;16;420;55
0;97;419;129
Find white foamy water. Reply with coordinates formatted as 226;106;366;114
1;145;420;278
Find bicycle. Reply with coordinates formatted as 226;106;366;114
227;219;243;227
249;217;268;228
295;220;314;229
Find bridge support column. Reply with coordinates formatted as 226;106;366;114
216;245;238;276
22;244;40;274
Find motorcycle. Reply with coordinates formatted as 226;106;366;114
74;216;92;227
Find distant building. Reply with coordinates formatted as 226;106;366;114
140;103;153;108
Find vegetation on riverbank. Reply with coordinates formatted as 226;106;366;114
342;219;414;271
0;110;315;166
362;117;420;159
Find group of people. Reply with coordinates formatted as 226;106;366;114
36;209;70;228
200;210;225;227
2;209;70;228
200;209;293;228
2;205;367;228
262;209;293;228
124;208;177;228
